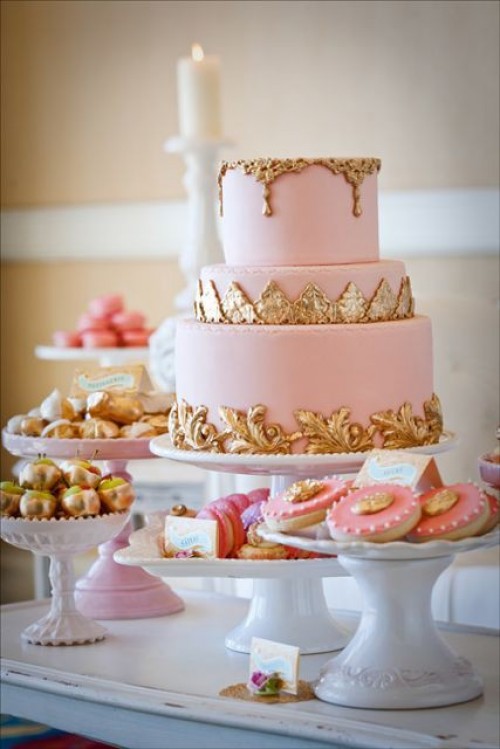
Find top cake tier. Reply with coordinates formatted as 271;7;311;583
218;158;381;267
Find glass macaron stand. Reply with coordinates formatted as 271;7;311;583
112;429;500;710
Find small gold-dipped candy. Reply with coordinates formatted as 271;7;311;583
79;418;120;439
87;391;144;426
351;492;394;515
422;488;459;517
170;503;197;518
41;419;80;439
283;479;324;503
0;481;24;516
20;489;58;519
61;486;101;517
98;477;135;512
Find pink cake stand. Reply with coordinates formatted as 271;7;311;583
1;431;184;620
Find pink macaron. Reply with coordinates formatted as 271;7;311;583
77;313;111;332
111;311;146;331
88;294;124;318
52;330;82;348
81;330;119;349
119;329;151;347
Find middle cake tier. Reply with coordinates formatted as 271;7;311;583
172;316;443;455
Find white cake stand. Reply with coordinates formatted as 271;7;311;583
35;345;150;368
138;434;453;655
1;431;184;621
260;525;500;709
0;512;129;645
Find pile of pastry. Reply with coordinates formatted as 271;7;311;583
52;294;154;349
0;456;135;520
5;387;173;440
165;476;499;558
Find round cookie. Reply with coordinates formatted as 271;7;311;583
327;483;420;543
407;483;492;542
262;477;350;532
479;492;500;535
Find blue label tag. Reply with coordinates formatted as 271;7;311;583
367;456;418;485
77;373;135;392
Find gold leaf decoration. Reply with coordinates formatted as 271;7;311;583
294;407;377;454
254;281;295;324
169;400;227;453
422;489;459;517
194;279;205;321
336;282;367;323
202;280;225;323
395;276;414;319
351;492;394;515
221;282;257;324
293;283;336;324
370;394;443;449
283;479;325;503
366;278;397;322
218;158;381;218
219;404;302;454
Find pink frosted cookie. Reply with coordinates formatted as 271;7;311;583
52;330;82;348
479;492;500;535
262;477;349;532
81;330;119;348
111;311;146;331
327;483;420;543
407;483;492;542
88;294;124;318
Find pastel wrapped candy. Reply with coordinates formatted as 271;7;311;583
87;391;144;425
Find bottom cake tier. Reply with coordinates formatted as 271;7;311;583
172;315;443;454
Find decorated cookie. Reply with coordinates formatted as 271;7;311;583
262;477;349;532
327;483;421;543
407;483;491;542
479;492;500;535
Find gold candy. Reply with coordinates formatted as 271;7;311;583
351;492;395;515
87;391;144;425
422;488;459;517
283;479;325;503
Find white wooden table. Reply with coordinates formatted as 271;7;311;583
1;592;499;749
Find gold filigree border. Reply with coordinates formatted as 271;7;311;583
169;395;443;455
195;277;414;325
218;157;381;218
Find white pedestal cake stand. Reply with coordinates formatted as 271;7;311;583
0;511;129;645
135;434;452;655
2;431;184;620
34;345;150;368
259;525;499;709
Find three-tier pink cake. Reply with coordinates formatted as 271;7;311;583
170;158;444;455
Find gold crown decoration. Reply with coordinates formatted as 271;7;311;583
169;395;443;455
218;158;381;218
194;276;414;325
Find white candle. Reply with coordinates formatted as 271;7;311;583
177;43;222;139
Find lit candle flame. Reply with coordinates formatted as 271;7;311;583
191;43;204;62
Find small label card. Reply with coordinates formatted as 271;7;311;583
355;449;443;493
164;516;218;558
248;637;300;695
70;364;153;397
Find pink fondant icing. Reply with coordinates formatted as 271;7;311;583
327;483;418;538
407;484;491;541
175;315;436;453
221;165;379;266
263;478;349;521
200;260;408;304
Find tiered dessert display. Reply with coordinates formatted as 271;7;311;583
1;366;184;622
115;156;499;709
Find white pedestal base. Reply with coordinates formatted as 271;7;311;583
314;554;483;709
225;577;350;654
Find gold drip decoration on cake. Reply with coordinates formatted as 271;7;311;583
195;276;414;325
294;407;377;454
219;404;302;454
169;395;444;455
218;157;381;218
370;394;443;449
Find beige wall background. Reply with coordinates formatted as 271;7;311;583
1;0;499;208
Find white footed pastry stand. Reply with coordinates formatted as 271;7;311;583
34;345;150;368
0;511;129;645
260;525;500;709
123;434;453;655
1;431;184;621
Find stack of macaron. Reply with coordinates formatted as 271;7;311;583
0;456;135;520
52;294;154;349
